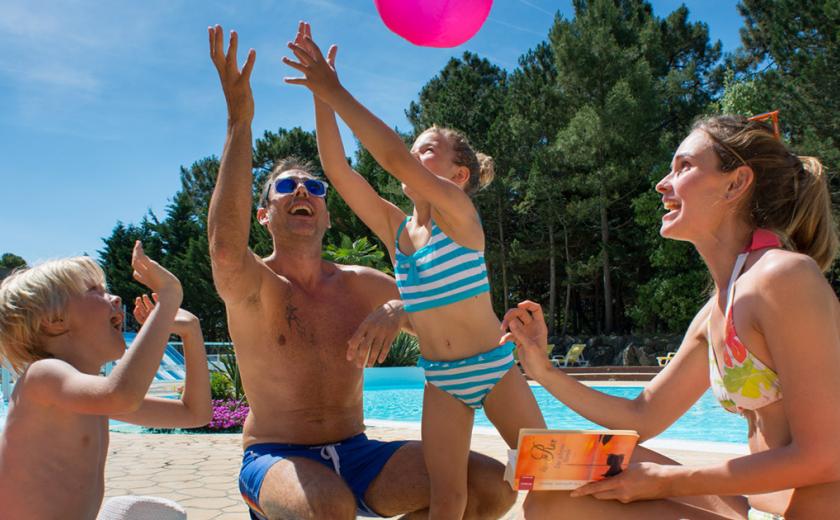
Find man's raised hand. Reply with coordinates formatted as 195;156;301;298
208;25;256;122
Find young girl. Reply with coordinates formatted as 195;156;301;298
282;22;544;518
503;115;840;518
0;242;212;519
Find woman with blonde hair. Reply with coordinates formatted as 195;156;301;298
505;113;840;518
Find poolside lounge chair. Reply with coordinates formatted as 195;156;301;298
157;345;187;382
657;351;676;367
109;333;187;382
551;343;589;367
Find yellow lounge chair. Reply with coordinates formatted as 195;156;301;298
657;351;676;367
551;343;589;367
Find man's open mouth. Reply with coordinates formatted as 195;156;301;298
289;203;313;216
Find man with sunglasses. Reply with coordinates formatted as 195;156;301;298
207;26;515;520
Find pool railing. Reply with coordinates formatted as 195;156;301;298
103;341;235;378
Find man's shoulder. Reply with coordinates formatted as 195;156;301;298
332;263;394;286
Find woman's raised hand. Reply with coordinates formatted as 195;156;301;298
283;21;341;101
500;300;553;380
208;25;256;122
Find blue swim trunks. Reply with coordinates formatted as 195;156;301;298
239;433;407;519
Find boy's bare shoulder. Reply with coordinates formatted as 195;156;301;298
16;358;80;399
23;358;78;377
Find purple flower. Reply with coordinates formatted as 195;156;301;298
206;399;250;431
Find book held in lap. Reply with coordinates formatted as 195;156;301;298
504;429;639;491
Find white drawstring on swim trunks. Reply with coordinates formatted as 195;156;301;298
319;445;341;475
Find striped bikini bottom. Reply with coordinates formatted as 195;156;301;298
418;341;515;409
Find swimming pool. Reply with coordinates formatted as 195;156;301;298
364;384;747;443
1;368;748;444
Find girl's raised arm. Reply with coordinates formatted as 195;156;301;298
314;92;404;255
283;22;476;228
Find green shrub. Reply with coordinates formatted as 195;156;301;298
218;345;245;401
210;371;233;400
381;332;420;367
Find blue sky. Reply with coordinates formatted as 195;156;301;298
0;0;743;264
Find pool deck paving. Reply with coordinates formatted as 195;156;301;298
104;423;741;520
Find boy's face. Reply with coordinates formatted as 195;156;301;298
64;284;125;364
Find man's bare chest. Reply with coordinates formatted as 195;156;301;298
263;284;373;355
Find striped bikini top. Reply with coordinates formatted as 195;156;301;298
708;229;783;414
393;217;490;313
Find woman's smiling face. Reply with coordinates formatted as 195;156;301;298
655;129;735;242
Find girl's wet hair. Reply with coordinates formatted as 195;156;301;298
0;257;106;374
695;115;837;271
425;126;495;196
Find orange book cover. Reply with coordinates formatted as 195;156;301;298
504;429;639;491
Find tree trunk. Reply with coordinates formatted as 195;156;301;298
600;183;614;332
496;190;509;311
561;219;572;337
548;220;556;336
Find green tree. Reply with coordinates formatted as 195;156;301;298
550;0;664;333
0;253;26;271
506;41;570;334
735;0;840;171
731;0;840;287
546;0;721;333
98;218;162;327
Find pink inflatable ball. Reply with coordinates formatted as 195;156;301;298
374;0;494;48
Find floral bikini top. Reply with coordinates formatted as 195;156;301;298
708;229;783;414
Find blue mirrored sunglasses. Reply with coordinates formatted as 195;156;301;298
274;177;328;197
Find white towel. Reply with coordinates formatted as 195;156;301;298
97;495;186;520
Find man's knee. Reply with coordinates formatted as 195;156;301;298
261;488;356;520
258;458;357;520
306;497;356;520
464;451;517;519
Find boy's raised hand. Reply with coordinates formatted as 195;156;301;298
283;21;340;101
133;293;199;338
500;300;553;380
131;241;182;303
208;24;256;122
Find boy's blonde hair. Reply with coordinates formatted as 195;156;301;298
0;257;106;374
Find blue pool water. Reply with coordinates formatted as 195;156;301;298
364;385;747;443
1;369;748;443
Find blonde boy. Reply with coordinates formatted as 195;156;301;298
0;242;212;519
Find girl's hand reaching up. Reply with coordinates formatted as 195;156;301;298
283;21;341;102
500;300;554;381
